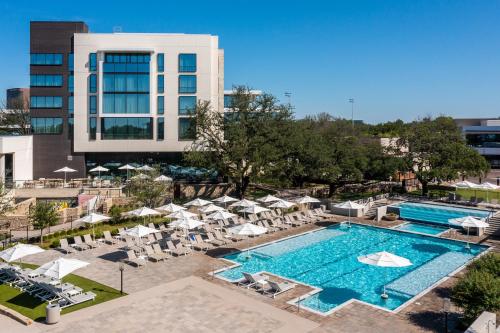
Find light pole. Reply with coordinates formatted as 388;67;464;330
348;98;354;131
443;297;451;333
119;262;125;295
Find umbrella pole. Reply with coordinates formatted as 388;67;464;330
381;269;389;299
466;227;470;250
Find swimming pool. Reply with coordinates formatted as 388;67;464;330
216;224;486;314
392;202;492;226
393;222;448;236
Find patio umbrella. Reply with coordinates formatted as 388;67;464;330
454;181;479;201
449;216;490;249
154;175;173;182
199;204;225;214
0;244;44;263
131;173;149;180
171;218;206;244
137;165;154;172
476;182;499;202
54;166;77;185
228;223;267;258
295;195;321;210
358;251;412;299
156;203;186;213
121;225;158;238
75;213;111;238
335;201;365;227
118;164;136;180
239;205;270;219
207;210;237;221
167;210;198;219
33;258;89;280
258;194;281;203
89;166;109;187
230;199;258;208
213;195;238;208
125;207;160;225
269;199;296;209
184;198;212;207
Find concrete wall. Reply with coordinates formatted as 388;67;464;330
466;311;496;333
0;136;33;183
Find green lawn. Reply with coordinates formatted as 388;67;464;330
456;188;500;202
0;263;124;321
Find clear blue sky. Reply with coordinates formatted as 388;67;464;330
0;0;499;123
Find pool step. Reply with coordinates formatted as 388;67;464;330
485;215;500;236
385;251;472;297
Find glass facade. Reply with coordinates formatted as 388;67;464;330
179;75;196;93
157;96;164;115
89;96;97;114
89;74;97;93
101;117;153;140
30;53;63;65
68;75;74;92
68;54;74;71
178;96;196;115
68;96;74;115
157;75;164;93
103;94;149;114
179;54;196;72
178;118;196;140
89;53;97;71
157;117;164;140
31;117;63;134
30;96;63;108
89;117;97;140
466;134;500;148
157;53;164;72
30;75;63;87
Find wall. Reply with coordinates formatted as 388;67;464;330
0;136;33;183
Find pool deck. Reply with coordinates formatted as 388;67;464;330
1;215;497;333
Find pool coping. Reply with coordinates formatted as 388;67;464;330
209;222;491;317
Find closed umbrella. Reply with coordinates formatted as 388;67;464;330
335;201;365;227
75;213;111;238
358;251;412;299
33;258;89;280
118;164;136;180
0;244;44;263
258;194;281;203
228;223;267;258
89;166;109;187
199;204;225;214
449;216;489;249
156;203;186;213
184;198;212;207
54;167;77;186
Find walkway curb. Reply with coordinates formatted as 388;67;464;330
0;304;33;326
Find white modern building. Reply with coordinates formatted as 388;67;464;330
455;118;500;168
0;136;33;185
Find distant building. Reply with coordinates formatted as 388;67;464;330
6;88;29;109
454;118;500;168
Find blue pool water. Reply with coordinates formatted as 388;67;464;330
217;224;486;313
393;222;448;236
395;202;491;226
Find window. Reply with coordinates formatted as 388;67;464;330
68;75;74;92
30;96;63;108
178;96;196;115
89;74;97;93
157;75;164;93
31;117;63;134
89;96;97;114
103;94;149;114
30;53;63;65
178;75;196;93
101;117;153;140
157;96;164;115
68;54;74;71
179;54;196;72
89;117;97;140
103;74;149;93
157;53;164;72
30;75;63;87
157;117;164;140
103;53;150;73
89;53;97;71
178;118;196;140
68;96;74;115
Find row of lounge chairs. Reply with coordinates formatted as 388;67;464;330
237;272;297;299
0;264;96;308
58;234;101;253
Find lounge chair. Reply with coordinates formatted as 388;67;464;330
194;234;213;251
260;220;278;233
103;230;117;244
71;236;90;251
144;245;166;262
262;280;297;298
58;238;74;253
124;237;142;253
152;243;170;259
206;232;226;246
166;240;191;256
238;272;269;289
124;250;146;267
148;223;156;230
83;234;98;248
146;234;157;245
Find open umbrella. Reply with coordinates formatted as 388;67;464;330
269;199;296;209
167;210;198;219
228;223;267;258
89;166;109;187
476;182;499;202
118;164;136;180
358;251;412;299
207;210;237;221
258;194;281;203
171;218;206;244
454;181;479;201
75;213;111;238
154;175;173;182
239;205;270;219
131;173;149;180
335;201;365;227
156;203;186;213
295;195;320;204
137;165;154;172
125;207;160;225
33;258;89;280
121;225;158;238
0;244;44;263
213;195;238;208
230;199;258;208
199;204;225;214
449;216;489;249
184;198;212;207
54;167;77;185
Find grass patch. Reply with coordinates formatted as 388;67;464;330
0;263;124;321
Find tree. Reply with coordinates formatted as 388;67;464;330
0;181;13;216
0;96;31;135
184;86;293;198
396;117;489;195
28;202;59;244
128;169;172;208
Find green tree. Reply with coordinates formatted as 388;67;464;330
128;168;172;208
28;202;59;244
184;86;293;198
396;117;489;195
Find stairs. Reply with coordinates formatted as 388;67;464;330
486;214;500;236
364;199;388;219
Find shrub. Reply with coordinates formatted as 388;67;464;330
469;253;500;276
108;205;123;224
50;239;60;248
451;269;500;325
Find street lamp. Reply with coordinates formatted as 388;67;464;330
443;297;451;333
348;98;355;130
119;262;125;295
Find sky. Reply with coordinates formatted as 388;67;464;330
0;0;499;123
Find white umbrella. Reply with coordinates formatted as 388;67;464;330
358;251;412;299
171;218;205;229
207;210;237;221
33;258;89;280
335;201;365;227
154;175;173;182
167;210;198;219
213;195;238;208
184;198;212;207
156;203;186;213
89;166;109;187
476;182;499;202
54;166;77;185
453;180;477;188
239;205;270;215
75;213;111;238
119;164;136;180
121;225;158;238
137;165;154;172
295;195;320;204
449;216;490;249
131;173;149;180
269;199;296;209
228;223;267;258
199;204;225;213
0;244;44;263
125;207;160;225
258;194;281;203
230;199;258;208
